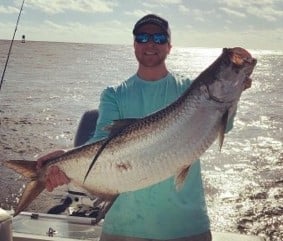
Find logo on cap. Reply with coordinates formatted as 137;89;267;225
133;14;170;37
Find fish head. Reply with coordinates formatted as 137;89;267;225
207;47;257;103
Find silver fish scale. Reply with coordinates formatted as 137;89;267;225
68;92;230;195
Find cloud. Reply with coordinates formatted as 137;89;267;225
218;0;283;21
1;0;282;50
218;0;271;8
219;7;246;18
26;0;118;14
151;0;182;4
0;5;20;14
191;9;213;22
45;20;64;30
125;10;152;18
178;5;190;13
141;2;160;9
246;6;283;21
141;0;183;9
173;25;283;50
18;19;131;45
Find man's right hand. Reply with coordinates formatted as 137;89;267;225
36;150;71;192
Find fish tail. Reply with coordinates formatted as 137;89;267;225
4;160;45;216
14;178;45;216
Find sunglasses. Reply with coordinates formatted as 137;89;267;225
134;33;169;44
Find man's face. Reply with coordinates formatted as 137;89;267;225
134;24;172;68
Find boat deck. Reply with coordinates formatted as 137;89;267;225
12;212;265;241
13;232;265;241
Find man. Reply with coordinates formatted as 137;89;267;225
39;14;251;241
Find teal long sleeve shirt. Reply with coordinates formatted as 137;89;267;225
89;73;211;239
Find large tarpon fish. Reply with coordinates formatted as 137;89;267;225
4;47;256;223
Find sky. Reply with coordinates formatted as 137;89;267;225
0;0;283;50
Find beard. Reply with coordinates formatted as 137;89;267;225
135;51;167;68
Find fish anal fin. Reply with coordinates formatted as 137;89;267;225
14;179;45;216
175;165;191;191
92;195;118;225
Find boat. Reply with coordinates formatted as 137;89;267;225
0;210;262;241
21;35;25;43
12;211;102;241
0;207;266;241
11;211;264;241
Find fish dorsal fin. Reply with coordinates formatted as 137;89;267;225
84;118;139;183
174;165;191;191
218;110;229;151
105;118;139;137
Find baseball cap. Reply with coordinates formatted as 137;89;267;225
133;14;171;38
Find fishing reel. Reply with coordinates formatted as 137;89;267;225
47;189;100;218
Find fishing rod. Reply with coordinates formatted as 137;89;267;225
0;0;26;92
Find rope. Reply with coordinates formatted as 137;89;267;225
0;0;26;92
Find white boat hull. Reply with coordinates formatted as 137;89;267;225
11;212;264;241
13;212;101;241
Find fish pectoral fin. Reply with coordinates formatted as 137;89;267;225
174;165;191;191
14;179;45;216
218;110;229;151
92;195;118;225
84;118;140;183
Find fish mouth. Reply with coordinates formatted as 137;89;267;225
229;47;257;67
228;47;257;87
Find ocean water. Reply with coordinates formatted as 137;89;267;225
0;40;282;241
